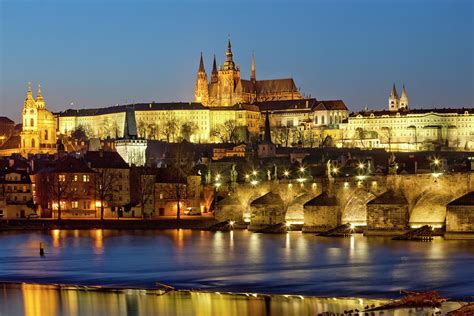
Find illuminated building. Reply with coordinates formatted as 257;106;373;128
340;85;474;151
195;36;302;106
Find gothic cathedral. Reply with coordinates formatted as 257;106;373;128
194;36;303;107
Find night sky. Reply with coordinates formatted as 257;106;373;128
1;0;473;123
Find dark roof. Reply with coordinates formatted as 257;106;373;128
39;155;95;174
314;100;348;111
367;190;407;205
448;192;474;206
155;167;186;184
84;151;129;169
58;102;208;117
0;135;21;151
0;117;15;125
351;107;474;117
304;192;338;206
255;79;299;93
256;98;317;112
251;192;283;206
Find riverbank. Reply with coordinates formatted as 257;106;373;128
0;217;218;231
0;282;467;316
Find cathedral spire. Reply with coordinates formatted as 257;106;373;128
399;84;409;109
224;34;235;70
390;83;398;99
26;82;33;100
211;54;218;83
36;83;44;101
198;52;206;73
250;52;256;81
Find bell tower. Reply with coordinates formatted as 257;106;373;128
194;52;209;105
399;85;409;110
388;84;399;111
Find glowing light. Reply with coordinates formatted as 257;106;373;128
356;175;366;180
229;220;235;226
372;181;377;186
285;222;291;228
358;163;365;169
243;217;251;223
332;167;339;174
283;170;290;177
432;172;442;178
250;180;258;186
95;201;102;208
215;182;221;189
245;174;249;179
350;223;356;230
299;167;305;173
252;170;257;176
296;177;305;183
344;182;349;188
433;159;440;165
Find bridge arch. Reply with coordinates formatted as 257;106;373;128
341;188;376;225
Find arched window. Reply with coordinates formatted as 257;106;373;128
30;118;34;127
45;130;48;140
31;139;35;148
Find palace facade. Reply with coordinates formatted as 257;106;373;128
340;85;474;151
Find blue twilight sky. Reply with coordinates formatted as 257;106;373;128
0;0;473;123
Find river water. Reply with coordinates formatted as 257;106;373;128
0;229;472;315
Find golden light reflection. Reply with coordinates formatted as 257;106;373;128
22;284;58;316
93;229;104;254
52;229;60;248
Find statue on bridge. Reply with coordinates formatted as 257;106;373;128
230;164;238;185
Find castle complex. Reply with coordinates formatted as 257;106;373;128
0;38;472;157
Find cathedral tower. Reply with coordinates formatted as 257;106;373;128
388;84;399;111
399;85;409;110
194;53;209;105
250;52;256;82
211;55;218;84
217;35;241;106
20;82;57;156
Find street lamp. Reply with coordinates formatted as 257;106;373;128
358;163;365;169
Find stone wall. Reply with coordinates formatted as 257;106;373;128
446;205;474;233
248;205;286;231
302;205;340;232
366;204;409;232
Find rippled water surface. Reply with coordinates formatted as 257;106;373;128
0;230;473;299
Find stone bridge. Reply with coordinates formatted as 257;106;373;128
215;172;473;233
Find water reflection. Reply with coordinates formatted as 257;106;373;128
0;230;473;299
2;283;462;316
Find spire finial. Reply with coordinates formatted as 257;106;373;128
224;34;235;70
251;52;256;81
26;81;33;100
37;83;42;97
198;52;205;73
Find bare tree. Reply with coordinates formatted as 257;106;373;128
180;122;198;142
148;123;159;140
356;127;367;149
167;143;195;220
133;167;155;218
137;120;147;138
210;120;240;143
95;168;119;220
162;114;179;142
381;127;393;151
45;173;74;221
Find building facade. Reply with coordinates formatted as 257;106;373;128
340;85;474;151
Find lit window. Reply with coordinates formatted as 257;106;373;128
59;174;66;182
72;201;79;209
83;175;90;182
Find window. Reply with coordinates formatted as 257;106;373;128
30;118;34;127
83;175;90;182
59;174;66;182
45;130;48;140
72;201;79;209
31;139;35;148
73;175;78;182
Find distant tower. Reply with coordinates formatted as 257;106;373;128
20;82;57;156
115;106;147;166
194;52;209;105
388;84;399;111
217;35;241;106
258;111;276;158
399;85;409;110
35;83;45;109
250;52;256;82
211;55;218;84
